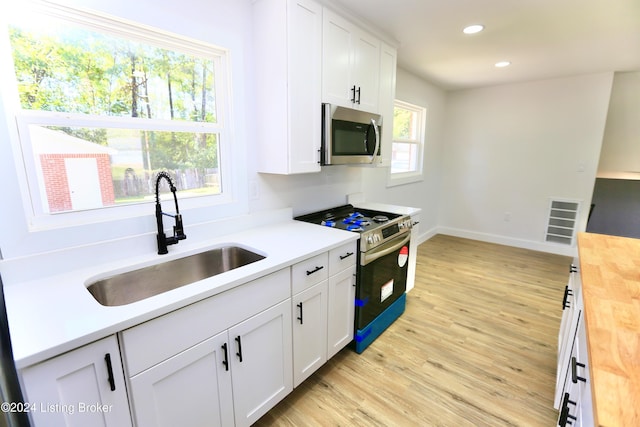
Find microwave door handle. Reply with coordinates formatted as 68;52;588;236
370;118;380;164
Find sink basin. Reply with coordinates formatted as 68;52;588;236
87;246;266;306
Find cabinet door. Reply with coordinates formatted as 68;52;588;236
377;41;396;167
327;265;356;358
253;0;322;174
128;331;234;427
229;299;293;427
575;316;594;426
554;305;582;410
353;30;380;112
322;9;355;107
557;338;582;427
288;0;323;173
292;281;328;387
21;336;131;427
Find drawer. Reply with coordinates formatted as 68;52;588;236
292;252;329;295
120;268;290;376
329;241;357;275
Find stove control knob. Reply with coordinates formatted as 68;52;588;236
367;235;375;244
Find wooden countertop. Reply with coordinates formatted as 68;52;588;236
577;232;640;427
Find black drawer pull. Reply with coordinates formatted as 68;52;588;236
562;285;572;310
571;357;586;383
104;353;116;391
306;265;324;276
339;252;354;260
559;392;577;426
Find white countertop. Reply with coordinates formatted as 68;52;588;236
355;202;421;217
4;219;358;369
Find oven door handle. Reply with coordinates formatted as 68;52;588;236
361;233;410;266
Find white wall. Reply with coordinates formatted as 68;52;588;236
597;71;640;179
439;73;614;255
360;68;447;242
248;168;362;217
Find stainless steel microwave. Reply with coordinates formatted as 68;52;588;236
321;103;382;165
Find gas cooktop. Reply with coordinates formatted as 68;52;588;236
294;204;412;251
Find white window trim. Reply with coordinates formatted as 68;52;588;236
3;1;239;232
387;99;426;187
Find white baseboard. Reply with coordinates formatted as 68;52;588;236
414;226;438;246
422;226;578;257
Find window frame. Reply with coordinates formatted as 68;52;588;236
387;99;426;187
2;1;238;231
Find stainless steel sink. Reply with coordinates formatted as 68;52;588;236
87;246;266;306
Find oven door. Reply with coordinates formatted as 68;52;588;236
356;232;410;329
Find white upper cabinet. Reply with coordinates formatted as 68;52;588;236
253;0;396;174
322;9;381;113
377;41;397;167
254;0;323;174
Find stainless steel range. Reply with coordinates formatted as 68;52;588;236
295;204;412;353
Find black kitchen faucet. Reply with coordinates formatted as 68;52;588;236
155;171;186;254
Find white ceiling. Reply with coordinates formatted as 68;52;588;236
328;0;640;90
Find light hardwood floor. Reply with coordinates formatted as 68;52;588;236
254;234;572;426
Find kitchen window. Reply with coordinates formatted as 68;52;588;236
389;100;425;185
2;2;233;227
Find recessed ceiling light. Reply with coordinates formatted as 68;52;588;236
495;61;511;68
463;24;484;34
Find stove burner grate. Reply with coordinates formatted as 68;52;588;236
372;215;389;223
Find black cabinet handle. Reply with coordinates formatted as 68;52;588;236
350;85;357;103
558;392;577;426
562;285;573;310
235;336;243;363
339;252;354;260
570;264;578;273
306;265;324;276
221;343;229;371
355;86;361;104
297;302;304;324
104;353;116;391
571;357;586;383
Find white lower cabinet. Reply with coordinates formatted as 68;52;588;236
20;241;359;427
406;213;421;292
327;266;356;359
20;335;132;427
292;281;328;387
555;262;594;427
228;300;293;426
122;268;292;427
129;331;233;427
129;300;292;427
291;242;357;385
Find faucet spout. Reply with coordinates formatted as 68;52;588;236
155;171;186;255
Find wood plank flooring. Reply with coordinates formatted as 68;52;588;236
254;234;572;426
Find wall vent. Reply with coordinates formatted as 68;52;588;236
545;199;581;246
